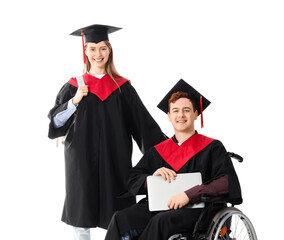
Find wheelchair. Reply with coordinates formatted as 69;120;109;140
168;152;258;240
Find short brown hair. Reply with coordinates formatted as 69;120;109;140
168;92;196;112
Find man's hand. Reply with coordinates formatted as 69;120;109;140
167;192;190;210
153;167;177;183
72;85;89;105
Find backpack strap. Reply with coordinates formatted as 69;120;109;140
76;75;85;87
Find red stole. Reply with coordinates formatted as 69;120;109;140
68;73;128;101
154;134;214;172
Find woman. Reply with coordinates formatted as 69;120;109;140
47;24;166;240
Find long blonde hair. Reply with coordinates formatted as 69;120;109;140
84;41;124;88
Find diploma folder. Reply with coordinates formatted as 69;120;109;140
147;172;205;211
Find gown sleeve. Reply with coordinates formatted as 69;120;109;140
202;141;243;205
127;148;163;196
121;83;167;154
53;99;77;128
47;83;77;139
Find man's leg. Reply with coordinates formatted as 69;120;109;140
105;202;155;240
73;227;90;240
138;208;202;240
105;212;122;240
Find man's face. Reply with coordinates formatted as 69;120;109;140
168;98;198;134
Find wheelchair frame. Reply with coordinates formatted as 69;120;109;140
168;152;258;240
207;207;257;240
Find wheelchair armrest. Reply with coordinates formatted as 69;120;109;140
201;195;227;204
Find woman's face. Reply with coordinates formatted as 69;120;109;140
85;41;110;69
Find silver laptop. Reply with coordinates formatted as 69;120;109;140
147;172;205;211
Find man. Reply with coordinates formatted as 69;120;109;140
105;79;242;240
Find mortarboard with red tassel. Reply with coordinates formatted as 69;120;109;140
157;79;210;128
70;24;122;65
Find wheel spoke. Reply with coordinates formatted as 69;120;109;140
234;215;239;238
208;209;257;240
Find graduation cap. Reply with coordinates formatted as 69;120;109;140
70;24;122;64
157;79;211;128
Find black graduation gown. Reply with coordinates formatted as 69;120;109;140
47;74;166;229
105;134;242;239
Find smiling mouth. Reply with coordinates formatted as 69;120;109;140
94;58;104;62
177;120;187;123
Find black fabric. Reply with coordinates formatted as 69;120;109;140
70;24;122;43
105;202;202;240
192;202;227;238
127;140;242;205
157;79;211;114
47;81;166;229
105;139;242;239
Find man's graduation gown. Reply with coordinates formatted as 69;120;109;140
47;74;166;229
105;134;242;239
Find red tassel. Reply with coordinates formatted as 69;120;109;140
81;29;86;64
200;95;204;128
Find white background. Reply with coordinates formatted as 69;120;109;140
1;0;283;239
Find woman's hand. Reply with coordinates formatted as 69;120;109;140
72;86;89;105
153;167;177;183
167;192;190;210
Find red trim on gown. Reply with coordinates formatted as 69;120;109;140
68;73;128;101
154;134;214;172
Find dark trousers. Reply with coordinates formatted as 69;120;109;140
105;201;202;240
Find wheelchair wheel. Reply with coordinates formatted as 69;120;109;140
207;207;257;240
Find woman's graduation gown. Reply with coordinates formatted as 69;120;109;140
47;73;166;228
